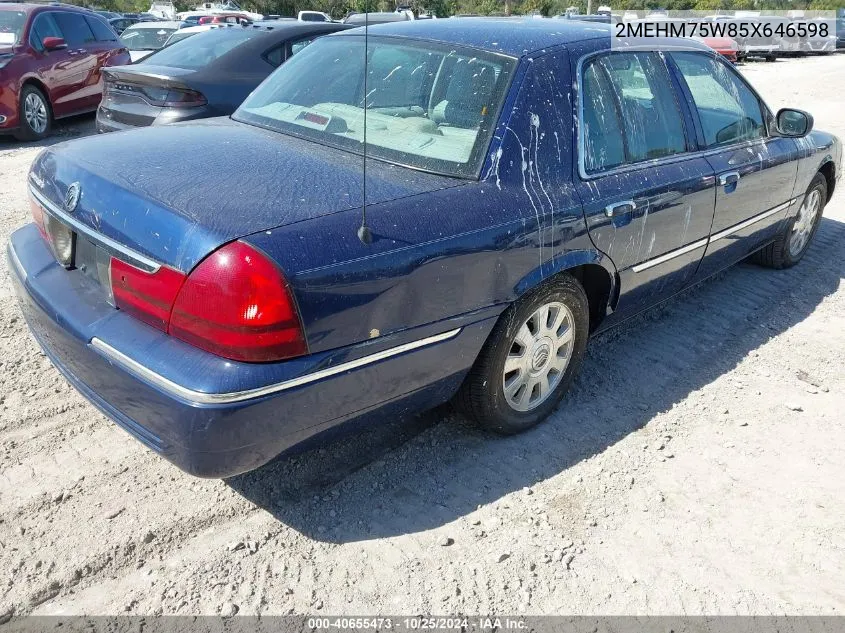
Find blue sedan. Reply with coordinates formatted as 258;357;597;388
7;19;842;477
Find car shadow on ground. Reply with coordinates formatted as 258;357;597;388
228;215;845;543
0;113;96;152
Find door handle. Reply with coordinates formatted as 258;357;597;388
718;171;741;187
605;200;637;218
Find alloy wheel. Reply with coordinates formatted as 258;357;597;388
24;92;48;135
789;188;821;257
502;301;574;412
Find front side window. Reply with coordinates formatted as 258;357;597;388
53;12;95;46
672;52;765;148
581;52;687;174
0;9;27;46
29;12;62;50
234;36;516;178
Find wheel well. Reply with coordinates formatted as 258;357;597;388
819;162;836;201
20;78;51;109
562;264;612;332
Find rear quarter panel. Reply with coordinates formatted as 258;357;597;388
246;47;614;354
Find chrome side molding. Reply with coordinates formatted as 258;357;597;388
632;237;708;273
633;197;797;273
708;200;791;243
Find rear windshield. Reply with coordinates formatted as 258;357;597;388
163;29;199;46
141;28;258;66
0;9;27;45
234;35;516;178
120;25;177;50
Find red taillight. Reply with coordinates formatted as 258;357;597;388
30;197;47;238
168;241;307;363
111;259;186;332
157;88;207;108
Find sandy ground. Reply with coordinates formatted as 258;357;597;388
1;54;844;619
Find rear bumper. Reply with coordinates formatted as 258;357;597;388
9;224;494;477
96;104;213;133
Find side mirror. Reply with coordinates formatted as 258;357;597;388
776;108;813;138
42;36;67;51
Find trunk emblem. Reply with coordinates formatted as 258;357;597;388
64;182;81;212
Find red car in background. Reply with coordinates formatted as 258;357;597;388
197;13;252;25
0;3;130;140
694;36;740;63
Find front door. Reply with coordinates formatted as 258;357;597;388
669;51;799;280
27;12;89;117
574;50;716;325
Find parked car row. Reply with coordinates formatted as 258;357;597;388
6;18;841;477
97;21;349;132
0;1;358;140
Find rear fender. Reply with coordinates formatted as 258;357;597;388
514;248;618;306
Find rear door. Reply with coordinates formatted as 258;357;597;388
669;51;798;281
574;49;716;324
52;11;100;110
83;16;122;98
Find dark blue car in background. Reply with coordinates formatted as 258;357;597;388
7;19;842;477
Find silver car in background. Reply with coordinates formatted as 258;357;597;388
120;20;180;61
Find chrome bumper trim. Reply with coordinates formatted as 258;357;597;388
8;241;27;281
90;327;463;405
29;184;162;273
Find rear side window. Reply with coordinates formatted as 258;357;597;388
85;15;117;41
264;44;284;67
29;12;63;51
54;12;96;46
581;59;625;173
672;52;765;148
581;52;687;174
290;36;316;56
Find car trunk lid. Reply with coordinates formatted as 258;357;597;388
29;117;463;273
100;65;199;127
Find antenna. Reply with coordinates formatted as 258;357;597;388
357;3;373;245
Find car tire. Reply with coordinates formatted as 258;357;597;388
753;172;827;269
14;85;52;142
765;54;776;62
455;274;589;435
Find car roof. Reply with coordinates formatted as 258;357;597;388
340;17;711;57
125;20;180;29
0;2;91;13
246;21;351;34
177;24;217;32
